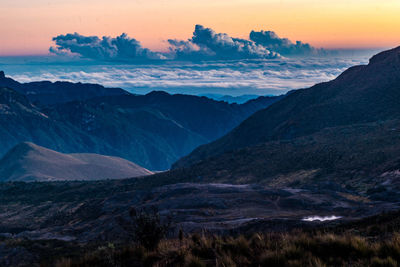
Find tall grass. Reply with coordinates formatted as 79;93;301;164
54;231;400;267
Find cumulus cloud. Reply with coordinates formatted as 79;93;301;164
49;25;335;62
50;33;166;61
169;25;280;60
167;39;211;61
249;30;325;56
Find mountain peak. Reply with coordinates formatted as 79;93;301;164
12;141;38;151
0;71;5;79
146;91;171;97
1;142;42;161
369;46;400;66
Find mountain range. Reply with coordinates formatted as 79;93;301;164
0;73;282;170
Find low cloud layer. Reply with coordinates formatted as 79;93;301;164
8;56;369;96
50;33;165;62
50;25;327;62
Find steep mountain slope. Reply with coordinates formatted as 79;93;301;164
82;91;282;141
40;92;279;170
0;71;129;105
0;87;99;159
167;120;400;199
0;142;152;182
44;98;208;170
174;46;400;168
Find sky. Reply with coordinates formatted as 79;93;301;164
1;0;400;56
0;0;394;98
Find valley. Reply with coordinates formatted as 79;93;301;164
0;73;280;170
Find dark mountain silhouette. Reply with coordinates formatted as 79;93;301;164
0;74;281;170
0;142;152;182
0;71;129;105
174;46;400;169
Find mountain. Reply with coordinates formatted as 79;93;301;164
0;74;282;170
174;46;400;169
39;92;280;170
0;71;129;105
0;142;152;182
78;91;282;141
0;86;97;160
43;95;208;170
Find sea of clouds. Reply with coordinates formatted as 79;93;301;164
1;57;370;96
0;25;379;97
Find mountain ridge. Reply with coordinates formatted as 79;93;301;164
0;71;130;105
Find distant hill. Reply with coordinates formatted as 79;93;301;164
0;74;282;170
0;142;152;182
200;94;263;104
174;46;400;169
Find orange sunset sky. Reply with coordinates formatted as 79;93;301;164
1;0;400;56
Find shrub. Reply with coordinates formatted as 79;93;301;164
129;206;170;251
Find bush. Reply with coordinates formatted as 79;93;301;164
129;206;170;251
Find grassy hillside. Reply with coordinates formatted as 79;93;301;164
168;120;400;199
